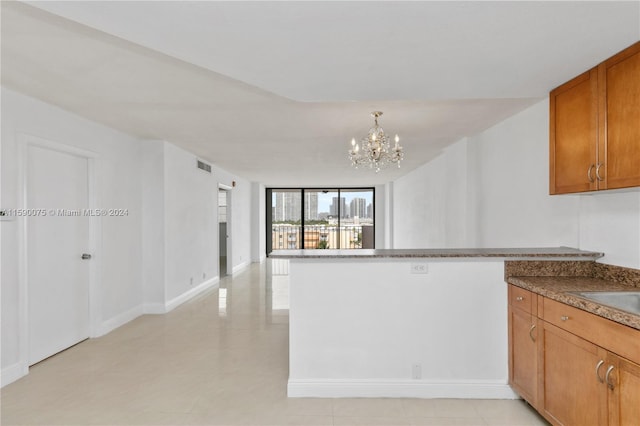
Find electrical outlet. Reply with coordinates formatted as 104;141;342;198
410;263;428;274
203;272;206;279
412;364;422;380
190;277;194;286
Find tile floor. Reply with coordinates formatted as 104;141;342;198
1;262;549;426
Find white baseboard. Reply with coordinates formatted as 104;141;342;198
231;260;251;275
88;278;219;339
143;277;219;315
164;276;219;312
95;305;143;337
143;303;167;314
1;362;28;388
287;379;519;399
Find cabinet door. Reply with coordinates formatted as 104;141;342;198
540;321;608;426
608;355;640;426
509;306;538;407
599;42;640;190
550;68;598;194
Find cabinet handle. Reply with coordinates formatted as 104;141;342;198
595;360;605;383
595;163;604;182
560;315;570;321
605;365;615;390
587;164;595;183
529;324;536;342
515;296;524;301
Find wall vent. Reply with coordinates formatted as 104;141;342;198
197;159;212;173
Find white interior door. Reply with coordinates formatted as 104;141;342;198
27;144;90;365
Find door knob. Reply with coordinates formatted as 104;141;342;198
81;253;92;260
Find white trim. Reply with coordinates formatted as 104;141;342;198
218;183;233;190
143;303;168;314
287;379;519;399
0;110;2;387
142;277;220;314
224;188;233;274
164;276;219;312
94;305;143;338
17;134;100;369
87;155;102;338
101;276;220;329
231;260;251;275
1;363;28;388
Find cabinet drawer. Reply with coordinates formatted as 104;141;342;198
509;285;534;314
542;297;640;365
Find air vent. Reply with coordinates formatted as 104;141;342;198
197;159;212;173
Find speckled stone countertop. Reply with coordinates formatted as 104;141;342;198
508;276;640;330
269;247;603;259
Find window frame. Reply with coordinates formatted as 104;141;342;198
266;187;375;255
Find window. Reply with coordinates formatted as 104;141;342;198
266;188;374;254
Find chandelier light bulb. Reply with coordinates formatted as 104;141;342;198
351;138;356;147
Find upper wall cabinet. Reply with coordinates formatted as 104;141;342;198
600;42;640;190
550;41;640;195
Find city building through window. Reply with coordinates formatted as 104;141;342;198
266;188;374;253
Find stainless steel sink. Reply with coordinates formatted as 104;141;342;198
570;291;640;315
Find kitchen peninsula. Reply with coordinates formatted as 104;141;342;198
270;247;603;399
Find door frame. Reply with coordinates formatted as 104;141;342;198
218;183;232;276
17;134;101;373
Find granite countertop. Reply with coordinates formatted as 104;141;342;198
269;247;603;260
508;276;640;330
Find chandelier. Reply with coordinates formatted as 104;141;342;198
348;111;404;172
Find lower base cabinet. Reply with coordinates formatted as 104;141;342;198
507;284;640;426
509;306;538;406
609;356;640;426
540;322;607;426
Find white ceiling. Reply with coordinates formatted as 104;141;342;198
2;1;639;186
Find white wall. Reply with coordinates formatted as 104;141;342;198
393;138;470;248
229;179;251;273
579;191;640;268
140;141;252;308
1;88;143;383
212;167;252;274
374;184;388;248
1;88;257;386
140;140;166;307
164;142;217;300
392;98;640;268
289;259;514;398
251;182;266;262
469;100;580;248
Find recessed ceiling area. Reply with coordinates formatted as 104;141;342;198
2;1;639;186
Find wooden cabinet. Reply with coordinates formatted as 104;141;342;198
550;68;599;194
599;43;640;190
539;321;608;426
550;41;640;194
507;284;640;426
607;354;640;426
508;286;539;407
